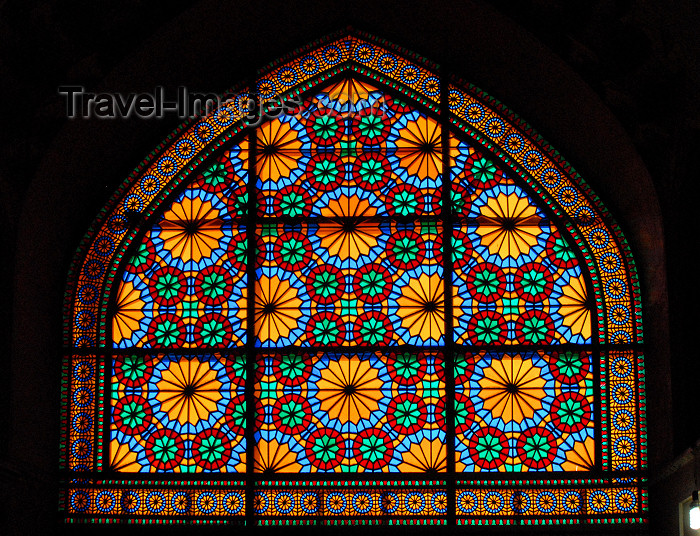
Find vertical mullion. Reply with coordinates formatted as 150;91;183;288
99;351;109;476
439;67;457;526
245;117;259;528
594;347;604;473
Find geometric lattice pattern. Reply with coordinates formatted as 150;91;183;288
256;221;444;347
63;30;645;526
255;353;445;472
254;78;445;348
112;147;249;349
606;350;643;471
452;175;592;346
455;486;640;519
68;485;246;518
254;484;447;520
110;354;246;473
455;351;594;472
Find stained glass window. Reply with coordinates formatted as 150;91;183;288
62;31;646;527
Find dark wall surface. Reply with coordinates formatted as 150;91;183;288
1;1;698;534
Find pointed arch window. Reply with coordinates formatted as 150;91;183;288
62;30;646;527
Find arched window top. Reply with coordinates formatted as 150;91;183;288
62;30;646;527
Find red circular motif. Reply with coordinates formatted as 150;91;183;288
144;428;185;471
352;263;393;304
112;395;153;436
463;151;504;191
353;152;392;191
272;184;313;217
306;153;344;192
254;396;266;429
305;428;345;471
547;351;591;385
306;264;344;305
149;266;187;307
353;428;394;470
305;107;344;146
451;230;474;270
125;238;158;275
465;310;508;345
384;95;413;115
113;357;153;388
385;183;426;216
516;426;557;470
469;426;508;470
191;428;232;471
514;310;556;345
386;393;428;435
513;262;555;303
386;352;427;386
146;314;187;347
273;231;313;272
194;265;234;306
451;183;474;216
464;262;506;303
550;392;591;434
434;396;447;430
225;183;249;217
545;231;579;270
305;311;347;345
385;229;426;270
271;394;313;436
352;107;391;146
224;394;247;437
352;311;394;346
454;392;474;435
270;354;314;388
192;312;233;347
227;231;264;272
193;153;235;193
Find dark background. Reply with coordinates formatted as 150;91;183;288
1;0;698;534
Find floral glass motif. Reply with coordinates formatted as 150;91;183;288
110;354;246;473
112;143;249;349
255;352;445;473
255;220;443;347
454;351;594;472
63;31;645;527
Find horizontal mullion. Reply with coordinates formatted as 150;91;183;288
256;214;444;224
252;146;442;154
66;343;645;357
60;469;645;486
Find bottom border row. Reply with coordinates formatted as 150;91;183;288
62;484;647;521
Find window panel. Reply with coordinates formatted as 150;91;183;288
63;33;645;526
254;353;445;473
